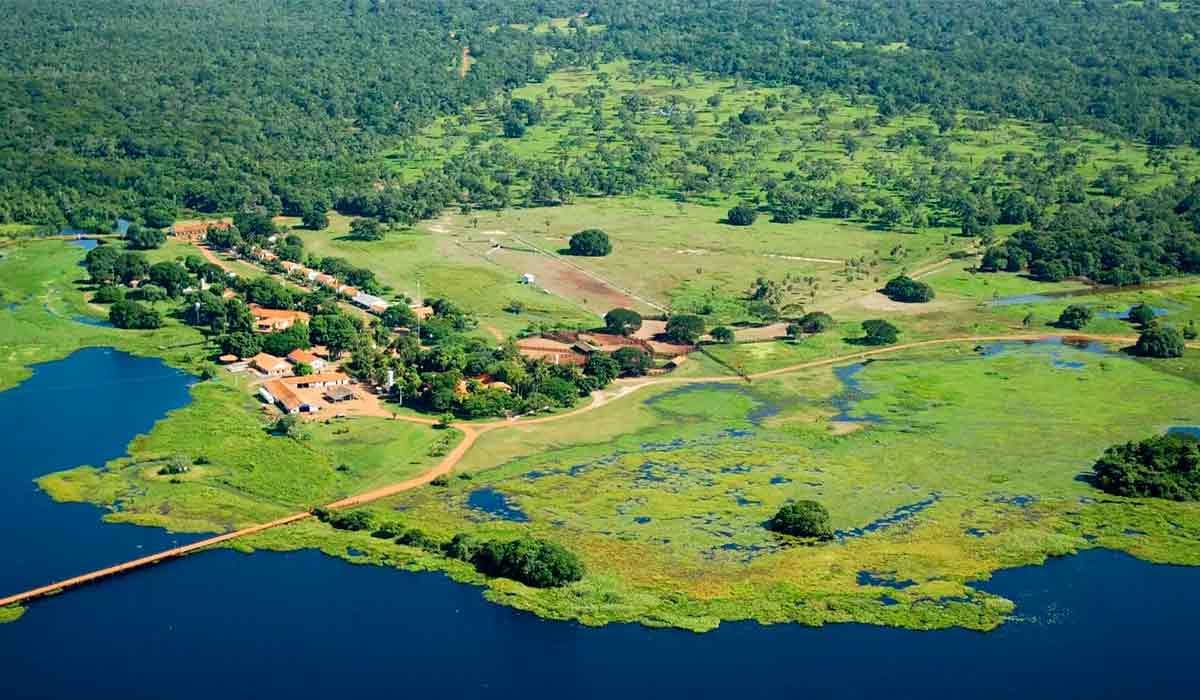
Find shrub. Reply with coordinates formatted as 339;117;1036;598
92;285;125;303
396;528;441;551
604;308;642;335
726;204;758;226
881;275;934;303
1127;303;1157;328
1056;304;1093;330
768;501;833;539
568;229;611;256
665;314;705;344
325;510;373;531
1093;433;1200;500
1133;325;1184;358
470;537;584;588
860;319;898;345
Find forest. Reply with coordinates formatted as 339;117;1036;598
2;0;1200;232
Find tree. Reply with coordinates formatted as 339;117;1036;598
802;311;836;334
125;224;166;250
583;353;620;385
233;212;275;241
205;226;242;249
665;314;705;344
604;308;642;336
349;217;384;241
309;313;358;357
1093;433;1200;500
502;117;526;138
726;204;757;226
710;326;735;344
881;275;935;303
301;208;329;230
861;319;898;345
379;304;418;328
613;346;652;376
1127;303;1157;328
148;261;190;297
85;245;121;284
1056;304;1093;330
470;537;584;588
115;252;149;283
221;331;262;358
767;501;833;539
261;322;311;356
1133;325;1185;358
108;299;162;329
567;229;611;257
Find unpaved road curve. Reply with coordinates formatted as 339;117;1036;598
0;332;1157;609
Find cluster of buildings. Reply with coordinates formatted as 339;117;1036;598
257;372;356;414
171;218;233;242
514;330;693;369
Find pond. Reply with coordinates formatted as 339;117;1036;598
0;348;201;593
66;238;99;251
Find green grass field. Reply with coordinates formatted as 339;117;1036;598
0;239;208;390
39;375;451;533
237;341;1200;631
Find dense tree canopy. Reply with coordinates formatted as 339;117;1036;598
881;275;934;303
767;501;833;540
604;308;642;336
567;229;612;257
1093;433;1200;501
1056;304;1093;331
860;319;899;345
470;537;584;588
1133;325;1185;358
981;181;1200;286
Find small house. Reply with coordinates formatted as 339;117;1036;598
521;273;536;285
251;352;291;377
286;349;325;372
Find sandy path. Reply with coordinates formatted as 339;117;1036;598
0;331;1161;608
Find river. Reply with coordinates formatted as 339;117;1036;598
2;349;1198;698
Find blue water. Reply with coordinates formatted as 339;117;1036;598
466;486;529;522
830;362;884;424
1094;305;1170;320
66;238;99;251
3;547;1200;698
1168;426;1200;439
7;349;1200;697
0;348;201;593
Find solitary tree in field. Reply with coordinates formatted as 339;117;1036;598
768;501;833;539
349;217;384;241
1133;325;1184;358
567;229;611;256
726;204;758;226
860;319;898;345
710;326;735;344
